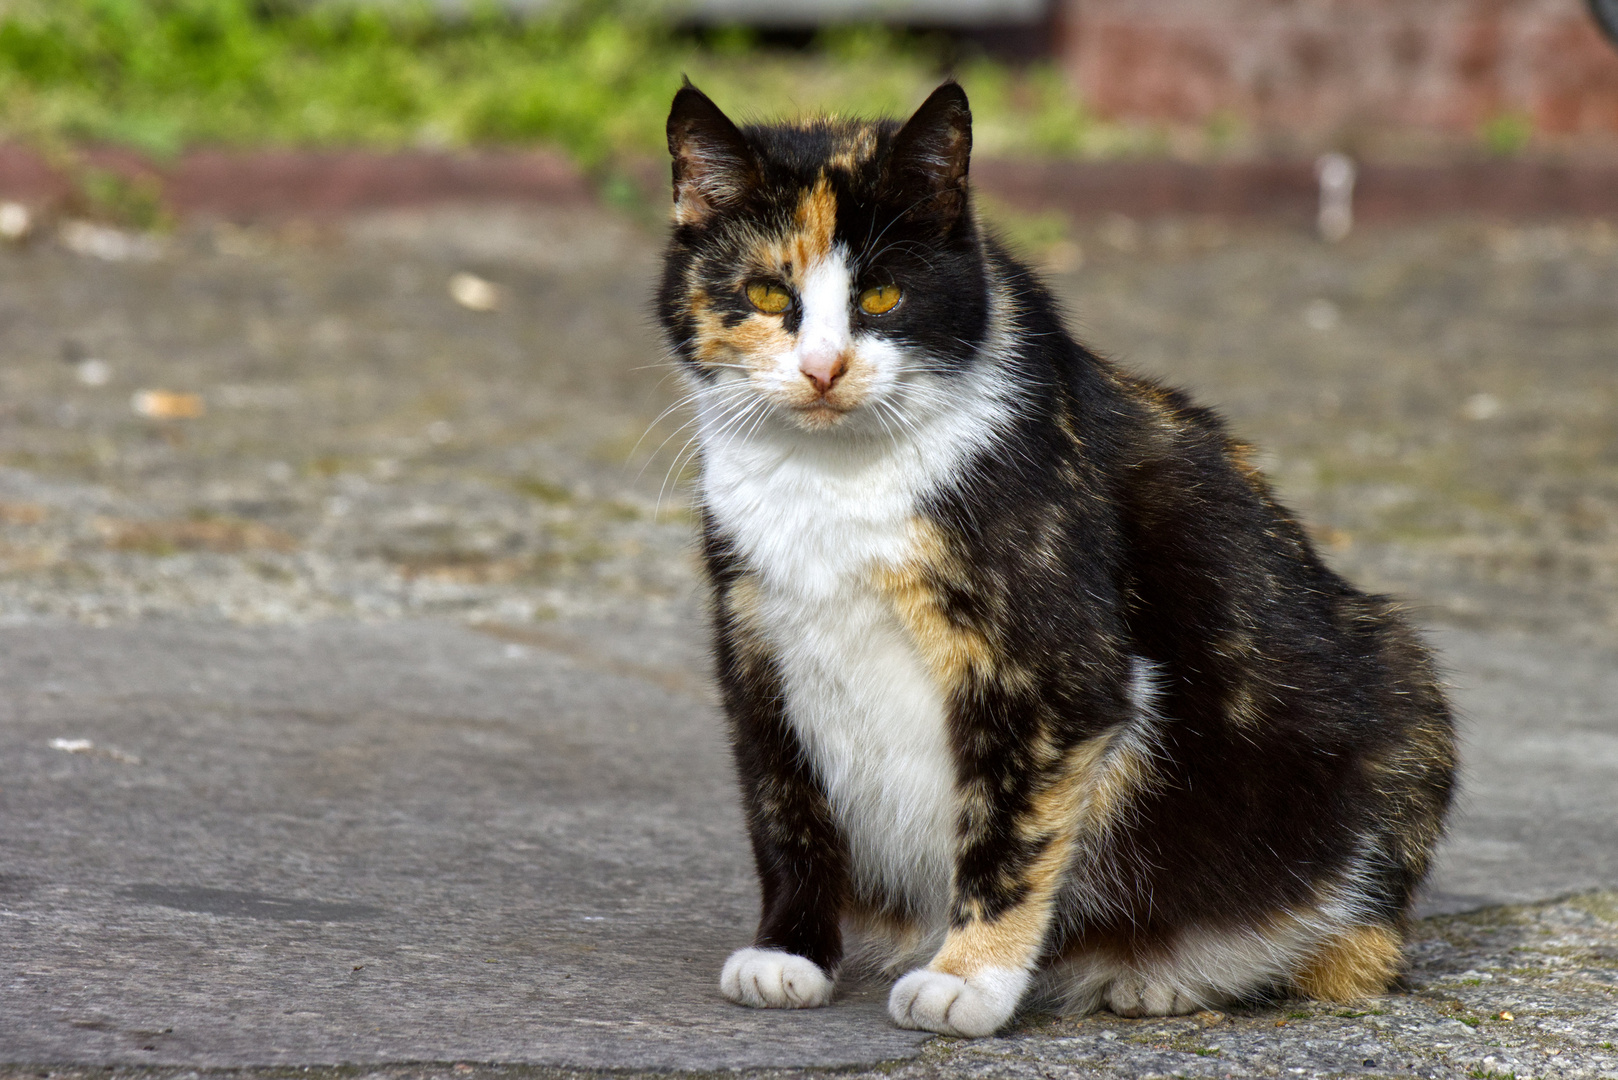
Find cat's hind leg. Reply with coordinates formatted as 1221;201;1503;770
1043;950;1208;1019
1292;924;1402;1001
1052;917;1403;1018
1103;971;1207;1017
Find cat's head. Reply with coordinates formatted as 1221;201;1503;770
657;81;993;437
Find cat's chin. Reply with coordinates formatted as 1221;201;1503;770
788;402;855;431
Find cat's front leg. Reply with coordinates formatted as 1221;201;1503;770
887;875;1049;1037
887;829;1068;1034
720;947;835;1008
713;574;849;1010
720;710;847;1010
889;712;1098;1036
889;962;1032;1038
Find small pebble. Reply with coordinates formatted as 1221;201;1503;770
76;358;112;387
132;389;205;419
449;272;500;312
1463;392;1502;421
1304;298;1341;331
0;201;31;241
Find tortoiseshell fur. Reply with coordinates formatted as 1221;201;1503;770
657;80;1456;1037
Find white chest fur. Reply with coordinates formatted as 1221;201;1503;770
701;436;955;916
700;415;998;920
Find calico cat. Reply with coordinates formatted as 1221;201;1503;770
656;80;1456;1038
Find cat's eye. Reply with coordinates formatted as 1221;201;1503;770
746;282;793;314
858;284;902;316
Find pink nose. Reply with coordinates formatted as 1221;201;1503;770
800;351;848;395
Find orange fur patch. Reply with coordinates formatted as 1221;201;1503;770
689;289;794;374
931;896;1053;978
827;127;880;172
933;728;1159;980
1226;681;1265;730
753;175;842;276
1293;924;1402;1001
873;521;1007;693
1024;730;1154;843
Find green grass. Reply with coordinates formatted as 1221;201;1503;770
1480;111;1533;156
0;0;1143;170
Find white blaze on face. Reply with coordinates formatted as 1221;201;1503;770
790;249;852;388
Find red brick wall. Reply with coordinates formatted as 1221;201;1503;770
1055;0;1618;142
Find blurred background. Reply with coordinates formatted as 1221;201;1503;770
1;0;1616;649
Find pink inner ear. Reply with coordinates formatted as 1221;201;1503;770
676;145;740;208
667;84;756;221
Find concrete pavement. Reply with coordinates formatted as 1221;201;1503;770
1;616;1613;1069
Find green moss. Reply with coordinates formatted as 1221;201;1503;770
511;477;573;504
1480;112;1533;157
1567;891;1618;926
71;163;173;229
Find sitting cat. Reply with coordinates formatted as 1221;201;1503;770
656;79;1456;1038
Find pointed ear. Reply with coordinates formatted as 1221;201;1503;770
883;81;972;228
667;80;757;225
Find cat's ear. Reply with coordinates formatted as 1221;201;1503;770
667;80;758;226
883;81;973;229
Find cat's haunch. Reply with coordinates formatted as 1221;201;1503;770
657;80;1456;1038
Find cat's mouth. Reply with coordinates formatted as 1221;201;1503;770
790;400;855;430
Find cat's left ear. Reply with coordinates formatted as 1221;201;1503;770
667;79;758;226
883;81;973;230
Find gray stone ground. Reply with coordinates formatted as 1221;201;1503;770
1;206;1616;1077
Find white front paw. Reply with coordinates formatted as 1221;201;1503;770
720;947;835;1009
888;965;1029;1037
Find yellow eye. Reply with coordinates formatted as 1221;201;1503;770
746;282;792;314
859;284;902;315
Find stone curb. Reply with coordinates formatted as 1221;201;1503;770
5;143;1618;222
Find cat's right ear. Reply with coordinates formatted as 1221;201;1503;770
667;80;757;226
883;81;973;231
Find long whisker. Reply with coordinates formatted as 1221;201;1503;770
628;380;752;470
656;393;764;516
858;188;953;263
636;382;754;484
871;397;918;454
868;398;902;453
